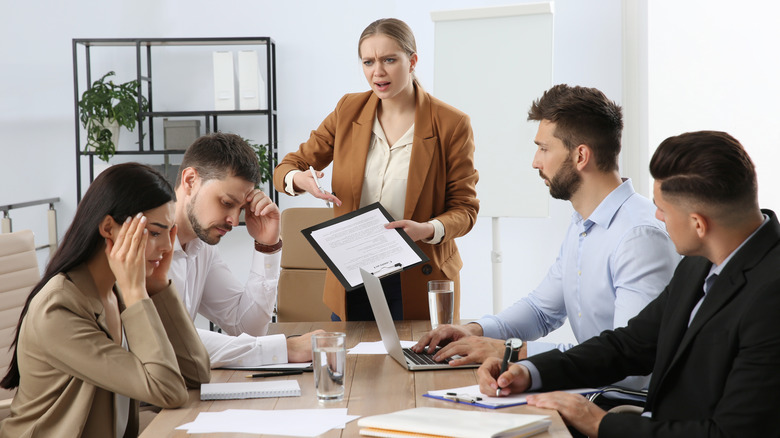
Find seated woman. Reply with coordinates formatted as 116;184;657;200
0;163;210;438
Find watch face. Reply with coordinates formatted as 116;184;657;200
505;338;523;349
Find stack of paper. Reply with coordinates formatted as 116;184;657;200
177;408;359;436
358;407;550;438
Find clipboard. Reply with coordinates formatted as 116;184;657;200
301;202;429;291
423;385;602;409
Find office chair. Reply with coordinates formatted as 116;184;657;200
588;385;648;415
0;230;40;417
276;207;334;322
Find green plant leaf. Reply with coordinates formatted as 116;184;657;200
78;71;148;162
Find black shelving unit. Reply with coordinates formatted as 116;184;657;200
72;37;278;204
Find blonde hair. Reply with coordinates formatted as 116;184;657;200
358;18;419;86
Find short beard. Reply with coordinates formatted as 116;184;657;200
545;156;582;201
186;192;229;245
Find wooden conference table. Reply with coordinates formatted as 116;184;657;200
140;321;572;437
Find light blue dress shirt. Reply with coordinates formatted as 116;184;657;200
479;179;680;389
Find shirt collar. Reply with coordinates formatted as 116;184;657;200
575;178;636;230
371;115;388;144
371;114;415;149
175;234;203;256
707;213;771;278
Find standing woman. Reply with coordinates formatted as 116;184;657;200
273;18;479;321
0;163;210;438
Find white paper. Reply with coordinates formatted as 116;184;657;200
309;207;423;288
427;384;600;408
177;408;359;436
348;340;416;355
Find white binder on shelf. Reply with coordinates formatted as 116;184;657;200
238;50;265;110
212;51;236;110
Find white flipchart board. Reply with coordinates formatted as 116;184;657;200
432;3;554;312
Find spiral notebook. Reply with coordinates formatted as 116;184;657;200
200;380;301;401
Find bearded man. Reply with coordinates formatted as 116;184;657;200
170;132;318;368
412;85;680;397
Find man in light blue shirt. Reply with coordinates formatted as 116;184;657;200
413;85;680;391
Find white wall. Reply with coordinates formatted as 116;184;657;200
647;0;780;212
0;0;625;345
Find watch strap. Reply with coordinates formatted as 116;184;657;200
254;238;283;254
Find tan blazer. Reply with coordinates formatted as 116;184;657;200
0;265;210;438
274;86;479;320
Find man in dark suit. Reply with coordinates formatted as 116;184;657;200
478;130;780;437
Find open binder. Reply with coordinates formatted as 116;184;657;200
302;203;429;291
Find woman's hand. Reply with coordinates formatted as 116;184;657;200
106;213;149;307
291;169;342;207
385;220;434;242
146;224;177;296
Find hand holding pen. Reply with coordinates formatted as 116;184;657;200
296;166;341;207
497;338;523;396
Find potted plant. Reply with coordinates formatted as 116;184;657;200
244;138;273;186
78;71;148;162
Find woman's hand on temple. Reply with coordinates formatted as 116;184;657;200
106;213;150;307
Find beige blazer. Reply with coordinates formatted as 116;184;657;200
0;264;210;438
274;85;479;320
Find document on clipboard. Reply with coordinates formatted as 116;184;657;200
301;203;429;291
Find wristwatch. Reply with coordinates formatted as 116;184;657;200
254;238;283;254
506;338;523;362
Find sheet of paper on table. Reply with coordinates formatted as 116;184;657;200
176;408;359;437
348;340;416;354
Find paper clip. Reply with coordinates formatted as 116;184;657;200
444;392;483;404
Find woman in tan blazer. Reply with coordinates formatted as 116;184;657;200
0;163;210;438
273;18;479;321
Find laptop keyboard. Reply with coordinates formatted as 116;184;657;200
403;348;449;365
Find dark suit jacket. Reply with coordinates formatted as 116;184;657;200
527;210;780;437
274;84;479;320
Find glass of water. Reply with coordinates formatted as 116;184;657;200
427;280;454;329
312;332;346;402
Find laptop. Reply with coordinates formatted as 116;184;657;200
360;268;479;371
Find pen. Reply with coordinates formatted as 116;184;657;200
309;166;331;207
444;393;482;404
497;338;523;397
245;370;304;378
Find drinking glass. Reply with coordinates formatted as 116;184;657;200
427;280;454;329
312;332;346;401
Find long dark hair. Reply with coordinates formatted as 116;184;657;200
1;163;175;389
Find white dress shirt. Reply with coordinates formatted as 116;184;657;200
169;236;287;367
284;114;444;243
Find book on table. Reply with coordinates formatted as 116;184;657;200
357;407;551;438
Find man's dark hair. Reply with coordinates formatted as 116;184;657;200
528;84;623;172
650;131;758;215
175;132;260;187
